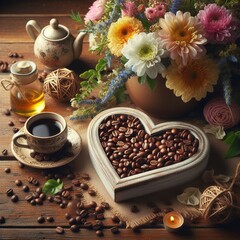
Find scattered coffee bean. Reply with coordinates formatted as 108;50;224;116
2;149;8;156
88;189;96;196
46;216;54;223
6;188;14;196
72;179;80;186
30;199;36;205
37;216;45;223
95;230;104;237
65;213;71;220
4;167;10;173
132;226;141;233
12;127;19;133
131;205;139;213
110;226;120;234
101;202;110;210
111;215;120;223
118;220;126;228
66;173;75;180
84;221;93;229
69;217;76;225
8;121;14;126
35;198;43;205
22;185;29;192
0;216;5;224
25;194;33;202
70;224;80;233
80;183;89;190
4;109;11;116
11;194;19;203
15;179;22;186
55;226;65;234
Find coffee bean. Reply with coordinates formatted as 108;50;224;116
70;224;80;233
0;216;5;224
95;230;104;237
72;179;80;186
8;121;14;126
80;183;89;190
46;216;54;222
111;215;120;223
22;185;29;192
84;221;93;229
88;189;96;196
35;198;43;205
55;226;64;234
11;194;18;202
6;188;14;196
65;213;71;220
2;149;8;156
25;194;33;202
131;205;139;213
18;118;26;124
111;226;120;234
69;217;76;225
101;202;110;210
4;109;11;116
12;127;19;133
118;220;126;228
66;173;75;180
15;179;22;186
4;167;10;173
37;216;45;223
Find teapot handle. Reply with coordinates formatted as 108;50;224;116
26;20;42;41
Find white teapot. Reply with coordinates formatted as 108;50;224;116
26;18;86;70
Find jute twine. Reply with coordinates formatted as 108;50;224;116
199;162;240;224
43;68;80;102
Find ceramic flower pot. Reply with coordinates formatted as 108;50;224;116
126;75;199;119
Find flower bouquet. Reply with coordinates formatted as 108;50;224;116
70;0;240;120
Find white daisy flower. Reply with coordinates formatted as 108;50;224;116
122;32;167;79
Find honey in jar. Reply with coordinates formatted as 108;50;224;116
1;61;45;117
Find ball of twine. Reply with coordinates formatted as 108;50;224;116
199;186;234;224
43;68;80;102
199;163;240;224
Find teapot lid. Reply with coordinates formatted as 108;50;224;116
43;19;69;40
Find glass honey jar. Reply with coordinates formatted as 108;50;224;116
1;61;45;117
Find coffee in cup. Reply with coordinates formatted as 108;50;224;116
13;112;68;154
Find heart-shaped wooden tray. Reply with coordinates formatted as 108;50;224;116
88;107;209;202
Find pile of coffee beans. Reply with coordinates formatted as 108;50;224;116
99;114;199;178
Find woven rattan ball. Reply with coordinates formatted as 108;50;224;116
199;186;234;224
43;68;80;102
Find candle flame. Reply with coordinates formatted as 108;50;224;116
170;216;175;223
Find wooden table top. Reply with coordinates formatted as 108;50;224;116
0;1;240;239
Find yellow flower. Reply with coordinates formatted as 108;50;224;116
107;16;144;57
165;57;220;102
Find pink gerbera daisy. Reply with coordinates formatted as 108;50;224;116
197;4;239;44
159;11;207;66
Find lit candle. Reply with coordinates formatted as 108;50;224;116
163;211;184;232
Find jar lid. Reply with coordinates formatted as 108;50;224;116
11;61;37;76
42;18;69;40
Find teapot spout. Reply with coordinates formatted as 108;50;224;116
73;32;87;59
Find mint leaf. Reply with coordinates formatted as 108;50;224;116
224;131;236;144
43;179;63;195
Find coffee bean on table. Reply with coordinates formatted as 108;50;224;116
22;185;30;192
70;224;80;233
8;121;14;126
88;189;96;196
4;167;10;173
6;188;14;196
46;216;54;222
80;183;89;190
111;215;120;223
55;226;65;234
111;226;120;234
37;216;45;223
101;201;110;209
80;172;90;180
4;109;11;116
0;216;5;224
11;194;19;202
131;205;139;213
95;230;104;237
15;179;22;186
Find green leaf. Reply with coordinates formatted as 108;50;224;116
80;69;96;79
138;75;147;84
96;59;107;72
225;137;240;158
146;76;157;90
70;11;83;24
224;131;237;144
114;86;128;103
43;179;63;195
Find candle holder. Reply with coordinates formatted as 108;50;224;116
163;211;184;232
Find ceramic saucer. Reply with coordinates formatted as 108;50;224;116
11;126;82;169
